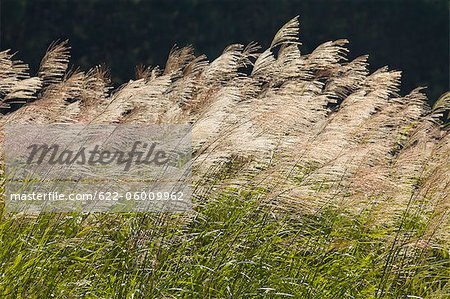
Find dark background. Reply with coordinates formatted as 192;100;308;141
1;0;448;103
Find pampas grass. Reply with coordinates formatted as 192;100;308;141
0;16;448;298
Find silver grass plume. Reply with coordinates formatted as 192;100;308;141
38;40;70;86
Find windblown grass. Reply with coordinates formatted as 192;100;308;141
0;188;448;298
0;16;449;298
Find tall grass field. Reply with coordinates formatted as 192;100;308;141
0;16;449;298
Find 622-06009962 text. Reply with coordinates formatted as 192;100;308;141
9;191;185;202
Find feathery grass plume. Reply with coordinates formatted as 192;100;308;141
38;40;70;86
323;55;369;101
0;50;41;109
3;69;85;124
75;65;111;122
270;16;300;48
163;45;196;75
201;44;245;85
135;64;152;80
0;50;29;90
433;91;450;126
183;54;209;77
164;48;208;120
273;44;310;83
2;77;42;104
100;74;173;123
250;49;276;81
305;39;349;76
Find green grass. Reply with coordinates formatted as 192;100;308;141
0;186;448;298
